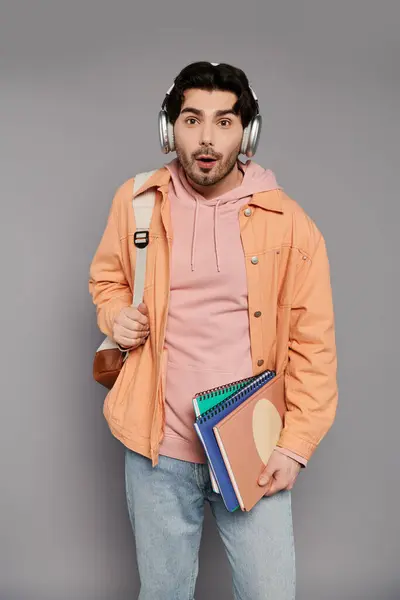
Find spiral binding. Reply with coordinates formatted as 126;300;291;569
197;370;275;423
196;375;257;403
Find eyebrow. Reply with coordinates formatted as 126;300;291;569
180;107;237;118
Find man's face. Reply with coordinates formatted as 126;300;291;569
173;88;243;187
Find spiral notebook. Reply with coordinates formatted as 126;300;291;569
213;371;286;512
192;374;258;418
192;375;258;494
194;370;276;512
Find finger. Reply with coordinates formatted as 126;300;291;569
121;318;149;332
118;329;148;344
264;472;288;497
137;302;149;315
266;478;288;496
258;470;275;487
117;336;140;349
121;306;148;326
127;311;149;327
132;320;150;332
258;461;279;486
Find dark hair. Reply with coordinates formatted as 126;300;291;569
164;61;258;128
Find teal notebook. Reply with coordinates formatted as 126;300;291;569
192;374;258;418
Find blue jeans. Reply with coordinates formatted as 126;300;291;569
125;449;296;600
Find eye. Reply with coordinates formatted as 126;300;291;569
185;117;198;125
219;119;231;127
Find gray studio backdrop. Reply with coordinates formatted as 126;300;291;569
1;1;399;599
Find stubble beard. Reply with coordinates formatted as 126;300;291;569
175;142;242;187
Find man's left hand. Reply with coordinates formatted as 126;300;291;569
258;450;302;496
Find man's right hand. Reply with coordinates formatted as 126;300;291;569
112;303;150;350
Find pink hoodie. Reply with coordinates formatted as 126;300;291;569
157;157;285;464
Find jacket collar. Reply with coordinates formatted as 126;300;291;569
133;166;283;213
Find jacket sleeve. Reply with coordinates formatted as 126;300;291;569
88;183;133;340
276;230;338;462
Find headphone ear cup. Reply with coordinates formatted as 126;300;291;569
167;119;175;152
158;110;169;153
241;123;251;156
158;109;175;153
241;115;262;157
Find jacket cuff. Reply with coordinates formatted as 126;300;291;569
274;446;308;468
276;430;317;462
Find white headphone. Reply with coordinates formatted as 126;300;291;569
158;62;262;157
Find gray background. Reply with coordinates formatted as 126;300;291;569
1;1;399;599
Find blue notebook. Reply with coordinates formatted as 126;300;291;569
194;369;276;512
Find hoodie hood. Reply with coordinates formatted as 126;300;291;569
164;156;280;205
164;157;280;272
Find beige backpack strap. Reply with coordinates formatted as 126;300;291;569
131;170;157;308
95;170;157;358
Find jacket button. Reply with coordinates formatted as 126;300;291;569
244;208;252;217
251;256;259;265
257;359;264;366
254;311;262;318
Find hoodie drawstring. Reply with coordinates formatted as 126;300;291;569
191;198;222;273
214;199;222;272
166;157;280;275
191;197;199;272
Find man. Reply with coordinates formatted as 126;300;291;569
89;61;338;599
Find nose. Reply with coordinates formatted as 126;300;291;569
199;121;214;147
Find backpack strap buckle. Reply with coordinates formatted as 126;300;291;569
134;230;149;249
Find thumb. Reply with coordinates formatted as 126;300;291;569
258;466;275;487
137;302;149;315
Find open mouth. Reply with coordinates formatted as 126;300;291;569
196;156;218;169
